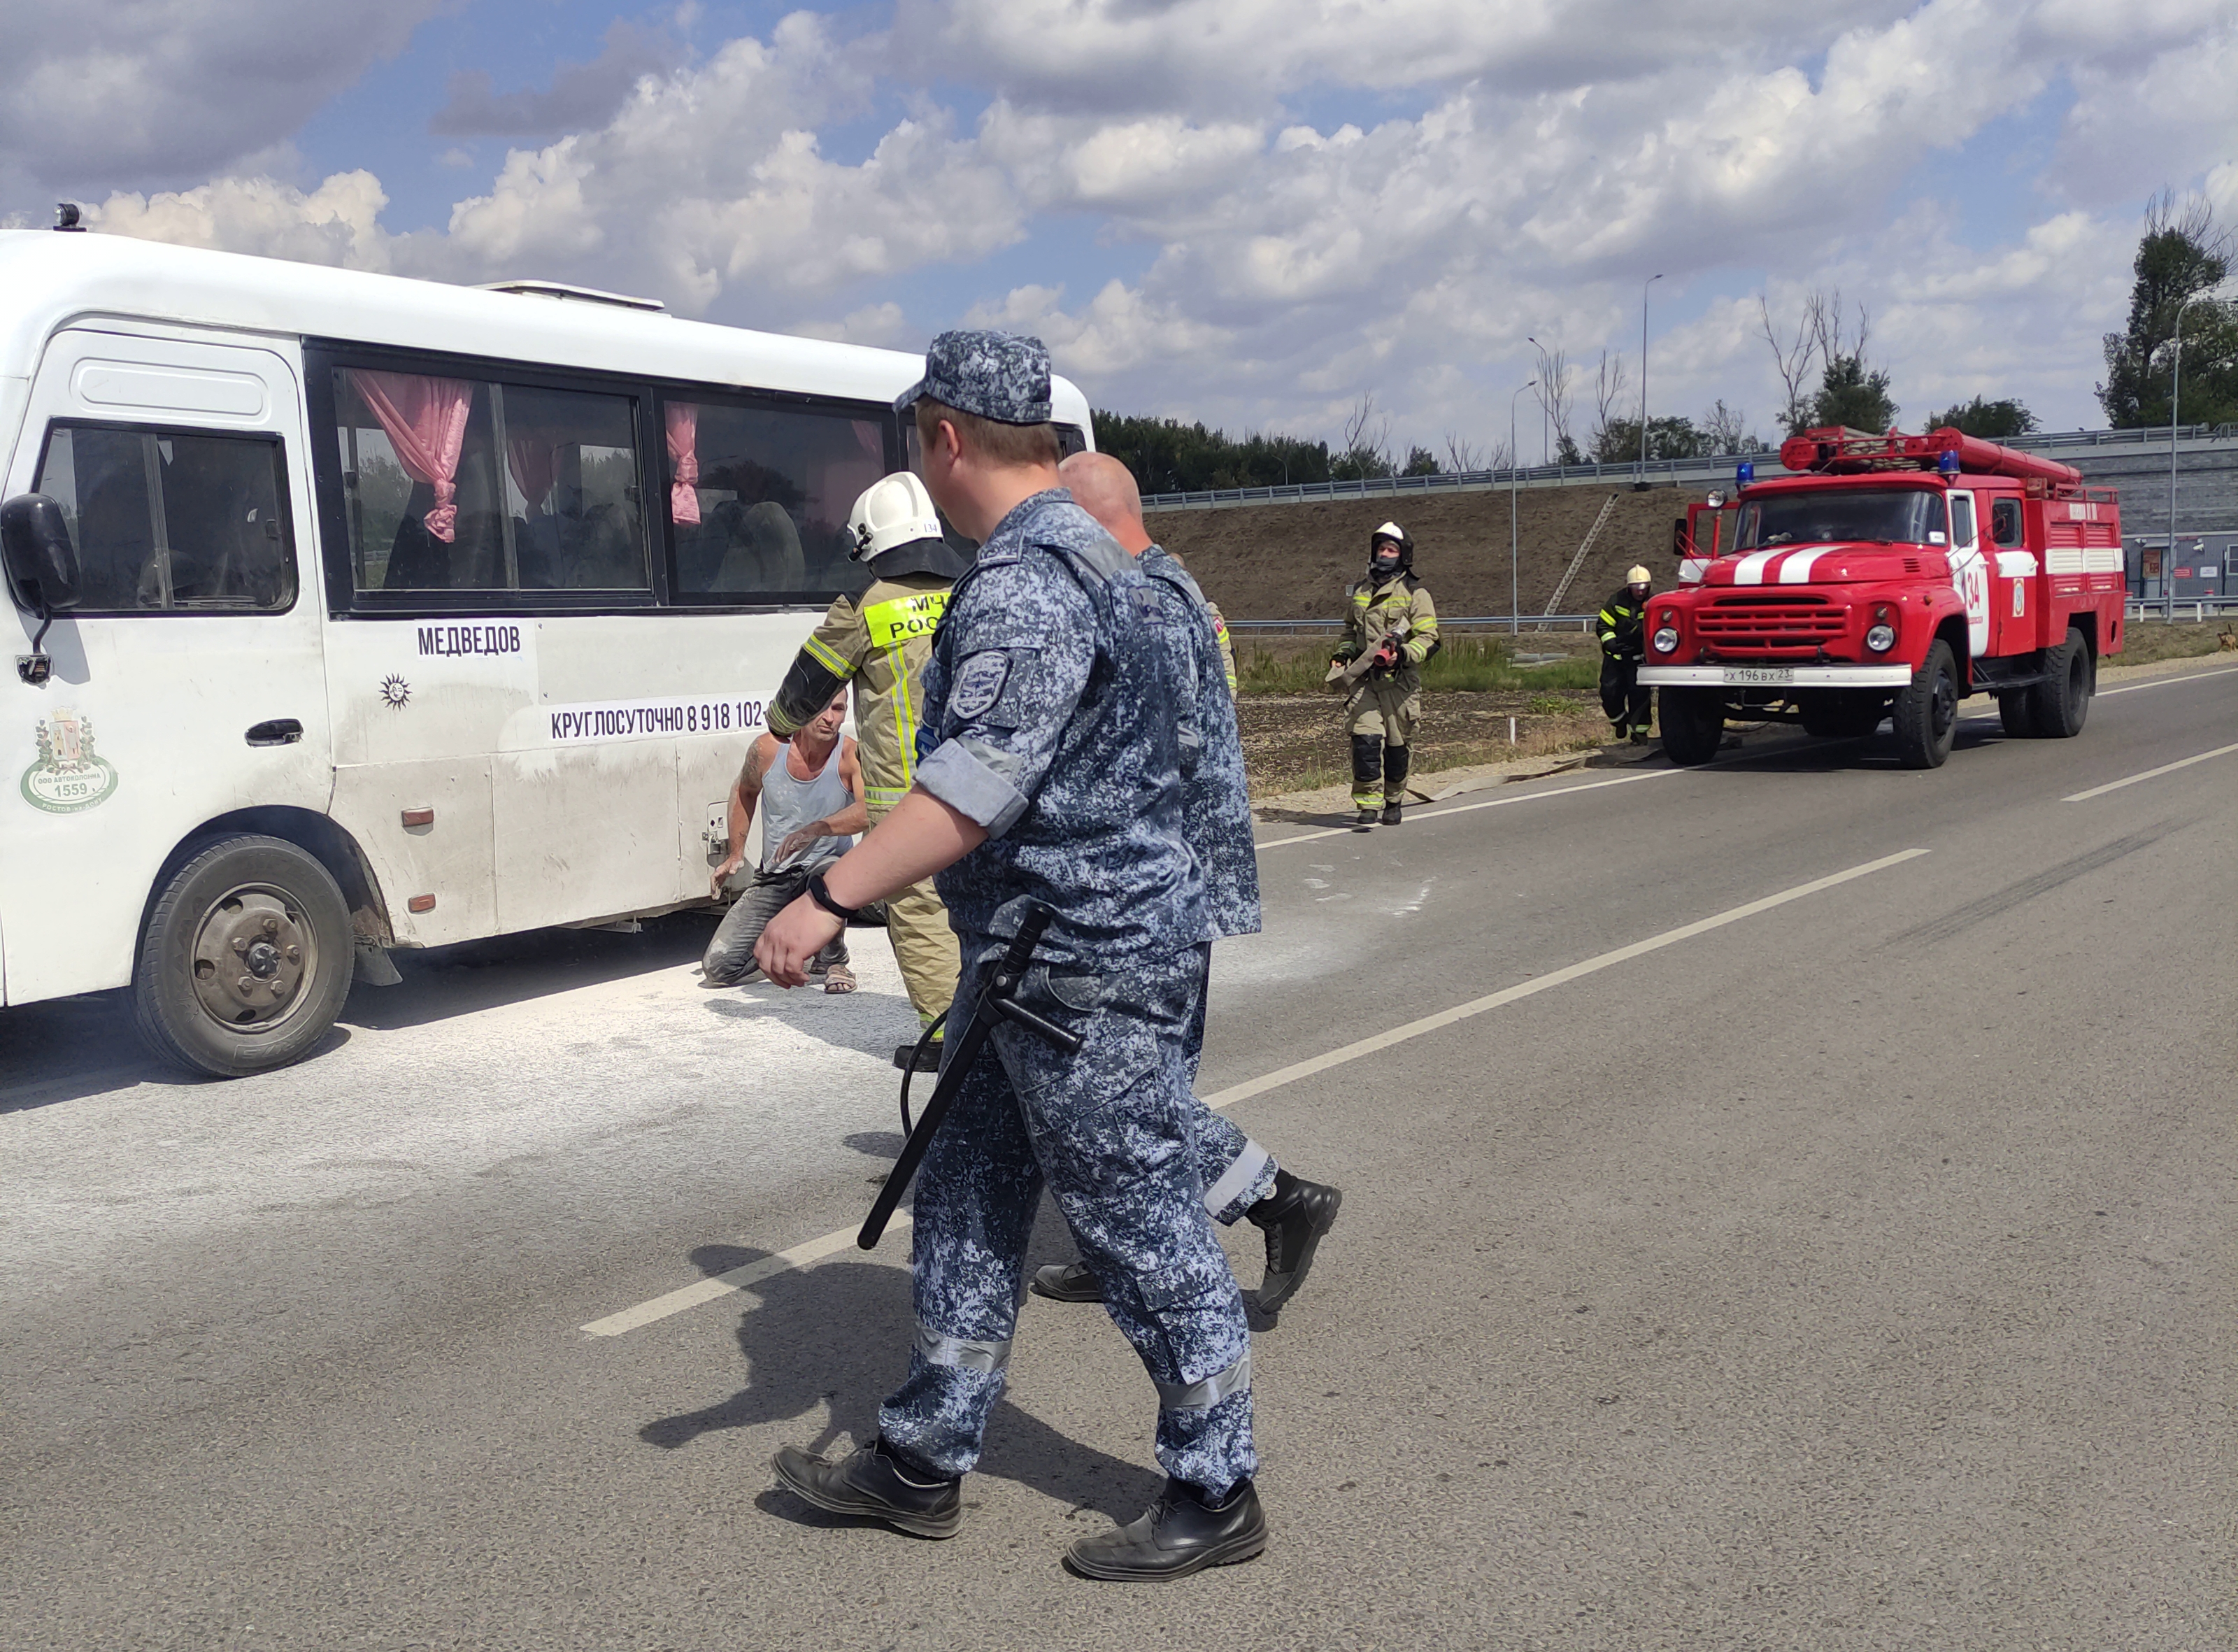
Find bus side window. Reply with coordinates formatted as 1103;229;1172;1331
666;399;888;599
1991;499;2023;548
34;422;297;613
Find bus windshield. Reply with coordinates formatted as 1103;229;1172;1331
1736;488;1947;551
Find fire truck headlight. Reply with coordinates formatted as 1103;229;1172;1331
1865;622;1897;652
1653;626;1679;653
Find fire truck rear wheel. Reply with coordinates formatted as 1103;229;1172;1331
2024;627;2093;739
1658;688;1725;766
1893;639;1960;769
133;832;354;1079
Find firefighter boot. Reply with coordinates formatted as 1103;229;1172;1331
771;1436;964;1539
1350;734;1383;828
1248;1169;1343;1313
1064;1477;1268;1581
1381;743;1410;825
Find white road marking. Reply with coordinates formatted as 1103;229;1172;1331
1255;767;1682;850
582;845;1929;1337
2062;741;2238;802
582;1213;912;1337
2100;664;2238;696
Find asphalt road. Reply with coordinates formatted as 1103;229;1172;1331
3;664;2233;1651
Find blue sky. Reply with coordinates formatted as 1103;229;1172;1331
8;1;2233;453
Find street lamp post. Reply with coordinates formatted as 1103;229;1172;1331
2167;292;2202;621
1511;378;1536;634
1638;273;1663;485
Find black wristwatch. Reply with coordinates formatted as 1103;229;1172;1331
805;871;860;923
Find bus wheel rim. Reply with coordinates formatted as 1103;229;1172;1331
187;883;318;1037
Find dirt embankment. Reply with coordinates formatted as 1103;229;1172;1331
1150;484;1713;621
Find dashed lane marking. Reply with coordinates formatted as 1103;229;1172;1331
580;845;1930;1337
2062;741;2238;802
1254;767;1683;850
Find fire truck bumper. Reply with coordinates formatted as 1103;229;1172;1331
1638;664;1916;688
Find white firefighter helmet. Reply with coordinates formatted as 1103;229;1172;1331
1626;564;1651;585
847;471;944;562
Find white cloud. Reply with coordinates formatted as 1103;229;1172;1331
45;0;2238;446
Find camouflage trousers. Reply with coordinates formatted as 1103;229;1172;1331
1182;941;1279;1224
881;941;1256;1497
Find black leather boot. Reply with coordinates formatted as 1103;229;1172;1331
1064;1476;1268;1581
770;1437;963;1539
1381;744;1410;824
1246;1169;1343;1313
1350;733;1383;827
1029;1260;1102;1302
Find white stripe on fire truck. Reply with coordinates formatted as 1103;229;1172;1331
1732;550;1779;585
1777;549;1827;584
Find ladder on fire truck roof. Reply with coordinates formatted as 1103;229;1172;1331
1544;491;1621;616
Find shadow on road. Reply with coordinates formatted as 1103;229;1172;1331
341;912;716;1033
0;996;352;1113
638;1237;1164;1521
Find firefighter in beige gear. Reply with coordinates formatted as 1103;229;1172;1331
1331;521;1439;827
767;472;968;1071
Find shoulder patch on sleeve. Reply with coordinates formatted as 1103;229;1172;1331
950;650;1012;719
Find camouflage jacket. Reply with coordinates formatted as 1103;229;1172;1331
913;490;1204;963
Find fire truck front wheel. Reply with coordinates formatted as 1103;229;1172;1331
2023;627;2093;739
1659;687;1726;765
1893;639;1960;769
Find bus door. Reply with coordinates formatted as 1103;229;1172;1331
2;329;332;1002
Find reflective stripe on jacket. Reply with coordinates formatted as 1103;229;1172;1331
769;571;953;805
1597;588;1646;659
1339;573;1439;692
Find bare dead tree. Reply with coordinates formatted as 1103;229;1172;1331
1485;436;1513;474
1809;287;1872;373
1758;291;1825;435
1590;349;1630;455
1339;392;1392;472
1530;342;1576;464
1700;398;1750;453
1443;430;1487;473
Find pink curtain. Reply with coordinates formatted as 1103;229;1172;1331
505;430;558;513
667;404;701;525
348;370;474;543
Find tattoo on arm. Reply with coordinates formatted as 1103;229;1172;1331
738;738;772;798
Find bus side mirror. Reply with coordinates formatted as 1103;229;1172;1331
3;494;80;686
2;494;81;614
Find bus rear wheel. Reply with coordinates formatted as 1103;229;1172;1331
134;833;352;1078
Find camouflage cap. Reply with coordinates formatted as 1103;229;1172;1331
894;329;1053;425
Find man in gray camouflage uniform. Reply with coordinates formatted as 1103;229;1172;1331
755;332;1267;1581
1035;450;1342;1316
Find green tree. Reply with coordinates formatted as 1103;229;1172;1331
1090;411;1332;493
1400;445;1440;476
1811;354;1897;432
1926;395;2039;439
2097;192;2238;429
1592;415;1711;463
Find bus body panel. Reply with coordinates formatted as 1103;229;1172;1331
0;232;1097;1022
2;328;333;1002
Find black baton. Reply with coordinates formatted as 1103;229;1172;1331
858;900;1083;1250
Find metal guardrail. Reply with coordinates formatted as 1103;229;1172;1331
2127;599;2238;620
1140;423;2238;512
1227;615;1599;632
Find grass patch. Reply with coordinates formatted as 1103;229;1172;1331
1238;634;1602;695
2115;618;2237;669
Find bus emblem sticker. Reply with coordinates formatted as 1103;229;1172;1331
380;674;412;708
22;708;119;814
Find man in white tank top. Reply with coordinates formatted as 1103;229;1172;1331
703;690;867;990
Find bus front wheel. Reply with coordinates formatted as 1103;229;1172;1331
134;833;353;1078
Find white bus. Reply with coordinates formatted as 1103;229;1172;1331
0;231;1093;1076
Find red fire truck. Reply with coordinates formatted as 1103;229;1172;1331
1639;426;2126;769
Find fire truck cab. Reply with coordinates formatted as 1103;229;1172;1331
1639;426;2125;769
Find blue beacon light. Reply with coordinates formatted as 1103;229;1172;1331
1937;449;1960;476
1735;460;1754;486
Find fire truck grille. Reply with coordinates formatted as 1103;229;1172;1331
1698;594;1848;654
